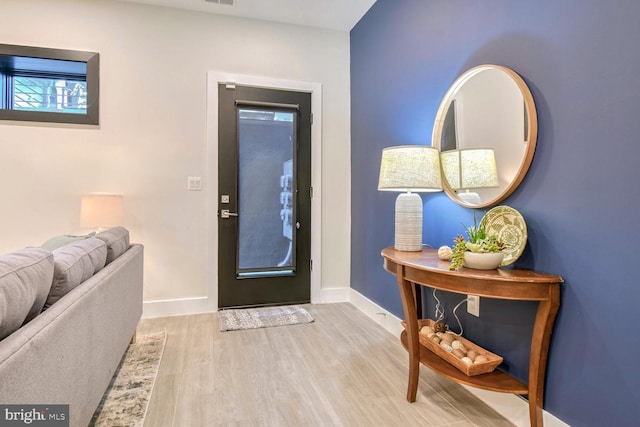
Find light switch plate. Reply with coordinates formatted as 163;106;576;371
187;176;202;191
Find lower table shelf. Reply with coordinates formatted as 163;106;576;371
400;330;528;395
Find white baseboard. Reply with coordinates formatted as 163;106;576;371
348;289;569;427
315;286;350;304
142;296;214;318
348;288;405;336
460;387;569;427
142;286;350;319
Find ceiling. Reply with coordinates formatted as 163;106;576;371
114;0;377;31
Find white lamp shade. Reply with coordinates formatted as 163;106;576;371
378;145;442;192
440;148;499;190
80;194;124;228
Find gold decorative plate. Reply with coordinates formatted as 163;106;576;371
480;206;527;266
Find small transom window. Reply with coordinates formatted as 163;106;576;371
0;44;99;125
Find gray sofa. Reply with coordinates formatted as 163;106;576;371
0;227;143;427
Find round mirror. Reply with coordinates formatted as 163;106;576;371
432;65;537;208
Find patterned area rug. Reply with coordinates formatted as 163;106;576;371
219;305;314;332
89;331;167;427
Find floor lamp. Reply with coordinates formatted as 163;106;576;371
378;145;443;251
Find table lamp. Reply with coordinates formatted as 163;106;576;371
440;148;498;205
378;145;442;251
80;194;124;232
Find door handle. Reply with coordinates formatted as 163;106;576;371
220;209;238;219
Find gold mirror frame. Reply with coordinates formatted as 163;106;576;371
432;65;537;208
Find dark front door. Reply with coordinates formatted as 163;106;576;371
218;84;312;308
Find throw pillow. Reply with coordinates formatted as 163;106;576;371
41;232;96;251
0;248;54;340
95;227;130;264
45;237;107;308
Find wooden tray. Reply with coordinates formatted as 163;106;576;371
403;319;503;376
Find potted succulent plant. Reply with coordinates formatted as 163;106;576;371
449;216;506;270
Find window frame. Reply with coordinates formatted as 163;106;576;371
0;44;99;125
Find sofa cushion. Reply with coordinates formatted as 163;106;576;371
0;248;54;340
96;227;130;264
45;238;107;308
41;232;96;251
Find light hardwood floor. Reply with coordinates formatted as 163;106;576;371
138;303;514;427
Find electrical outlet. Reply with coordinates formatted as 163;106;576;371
467;295;480;317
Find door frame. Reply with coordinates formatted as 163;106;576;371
206;71;322;311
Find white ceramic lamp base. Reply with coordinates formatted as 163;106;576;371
394;192;423;251
458;190;481;205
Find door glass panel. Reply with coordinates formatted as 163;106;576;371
237;107;296;277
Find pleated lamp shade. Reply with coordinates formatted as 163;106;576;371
378;146;442;251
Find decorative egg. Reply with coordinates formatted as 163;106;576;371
474;355;489;364
452;349;466;359
431;336;441;344
441;333;455;344
451;340;465;350
419;326;431;336
461;357;473;365
438;246;453;260
440;342;453;352
466;350;478;361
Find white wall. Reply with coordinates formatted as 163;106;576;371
0;0;351;307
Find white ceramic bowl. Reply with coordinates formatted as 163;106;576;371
463;252;504;270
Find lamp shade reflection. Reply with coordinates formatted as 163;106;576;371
441;148;498;206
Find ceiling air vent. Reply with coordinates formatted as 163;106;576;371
205;0;234;5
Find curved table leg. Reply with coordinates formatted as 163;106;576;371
528;284;561;427
396;264;420;402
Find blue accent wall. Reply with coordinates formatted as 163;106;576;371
350;1;640;425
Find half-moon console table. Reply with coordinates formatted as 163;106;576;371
381;247;562;427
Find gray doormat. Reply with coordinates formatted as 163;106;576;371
219;305;314;332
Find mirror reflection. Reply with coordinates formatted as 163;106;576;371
433;65;537;208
